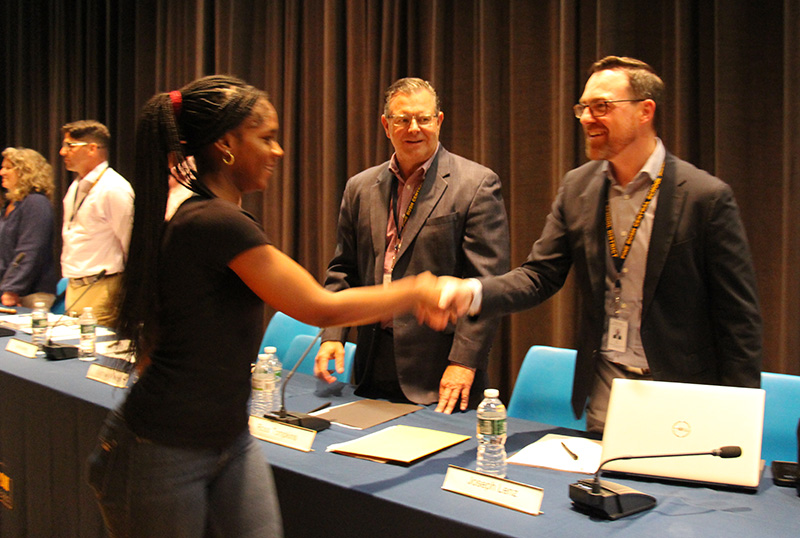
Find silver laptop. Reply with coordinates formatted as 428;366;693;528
600;379;765;489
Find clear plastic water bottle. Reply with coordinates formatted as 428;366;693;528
265;346;282;412
31;301;48;351
476;388;507;477
251;352;274;417
79;307;97;359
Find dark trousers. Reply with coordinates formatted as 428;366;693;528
354;327;410;403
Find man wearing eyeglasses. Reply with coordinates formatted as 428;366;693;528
59;120;133;326
440;56;762;431
315;77;510;414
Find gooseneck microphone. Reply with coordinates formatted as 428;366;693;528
569;445;742;520
588;445;742;494
43;269;107;360
263;328;331;431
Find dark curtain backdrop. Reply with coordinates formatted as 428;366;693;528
3;0;799;398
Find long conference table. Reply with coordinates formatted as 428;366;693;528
0;325;798;537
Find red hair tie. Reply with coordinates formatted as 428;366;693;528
169;90;182;118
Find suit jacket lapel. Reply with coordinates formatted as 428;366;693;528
394;148;448;263
642;153;685;319
369;166;393;283
581;170;609;310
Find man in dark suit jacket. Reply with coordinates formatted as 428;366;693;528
441;56;762;431
315;77;510;414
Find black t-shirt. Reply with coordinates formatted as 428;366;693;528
124;195;269;448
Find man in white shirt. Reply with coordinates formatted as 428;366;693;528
59;120;134;326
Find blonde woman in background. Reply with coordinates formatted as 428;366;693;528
0;147;58;308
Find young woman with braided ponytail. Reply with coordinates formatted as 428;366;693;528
86;75;445;537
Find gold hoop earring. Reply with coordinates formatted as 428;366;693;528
222;151;235;166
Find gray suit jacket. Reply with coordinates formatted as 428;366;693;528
480;153;763;417
323;146;510;405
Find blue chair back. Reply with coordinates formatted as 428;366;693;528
760;371;800;464
259;312;318;362
51;277;69;315
284;334;356;383
507;345;585;430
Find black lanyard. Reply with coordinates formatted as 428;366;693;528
605;161;664;274
69;166;108;226
387;176;424;274
390;176;424;240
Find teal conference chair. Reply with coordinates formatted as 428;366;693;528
507;345;585;430
760;371;800;464
259;312;318;361
51;277;69;315
284;334;356;383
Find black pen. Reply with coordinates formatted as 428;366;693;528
561;441;579;460
308;402;331;414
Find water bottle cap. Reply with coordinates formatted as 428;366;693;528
83;307;93;313
34;301;45;307
264;346;277;354
484;388;499;398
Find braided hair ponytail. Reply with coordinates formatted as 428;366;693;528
117;75;264;357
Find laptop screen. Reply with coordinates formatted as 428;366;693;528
600;379;765;488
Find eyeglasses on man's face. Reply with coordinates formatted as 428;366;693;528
386;114;437;129
61;141;91;150
572;99;645;119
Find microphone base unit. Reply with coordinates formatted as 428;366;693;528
569;479;656;520
43;343;80;361
264;411;331;432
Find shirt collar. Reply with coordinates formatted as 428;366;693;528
603;138;666;189
388;143;441;182
79;161;110;185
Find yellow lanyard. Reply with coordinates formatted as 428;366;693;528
391;178;424;236
605;161;664;273
389;178;424;263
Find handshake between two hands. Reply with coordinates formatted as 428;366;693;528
412;273;477;332
314;273;481;414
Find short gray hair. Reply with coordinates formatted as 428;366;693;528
383;77;440;116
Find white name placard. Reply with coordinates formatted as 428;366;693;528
249;415;316;452
5;338;38;358
86;363;130;388
441;465;543;516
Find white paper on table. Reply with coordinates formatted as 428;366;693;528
507;433;602;474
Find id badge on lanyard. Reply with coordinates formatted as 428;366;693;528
604;162;664;353
607;282;628;353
